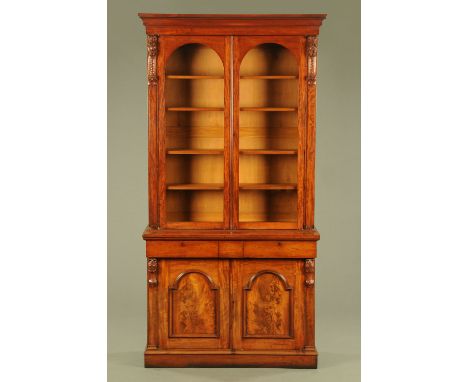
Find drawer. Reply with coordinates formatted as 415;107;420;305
146;241;218;257
219;241;244;258
243;241;316;258
147;240;316;258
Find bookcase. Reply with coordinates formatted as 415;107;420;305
139;13;326;368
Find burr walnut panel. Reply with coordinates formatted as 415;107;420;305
158;259;230;349
233;259;305;351
169;271;219;337
244;271;293;338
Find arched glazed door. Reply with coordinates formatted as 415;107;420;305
155;35;307;230
158;37;231;229
233;37;307;229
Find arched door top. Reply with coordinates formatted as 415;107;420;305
170;270;220;290
236;36;303;64
244;270;293;291
239;43;298;77
165;43;224;76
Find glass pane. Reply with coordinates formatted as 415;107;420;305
239;44;299;224
165;44;225;223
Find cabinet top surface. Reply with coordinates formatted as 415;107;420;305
142;227;320;241
138;13;327;19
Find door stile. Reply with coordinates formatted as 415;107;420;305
223;36;232;229
305;35;318;228
157;39;167;227
232;36;240;229
296;36;307;229
147;35;159;228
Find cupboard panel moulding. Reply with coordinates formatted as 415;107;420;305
169;270;220;338
232;260;305;351
158;259;230;350
243;270;294;338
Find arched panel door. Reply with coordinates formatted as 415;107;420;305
157;259;230;350
232;259;305;351
157;37;230;229
233;37;306;229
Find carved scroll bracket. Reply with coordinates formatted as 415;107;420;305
304;259;315;287
148;259;158;287
146;35;158;86
306;36;318;86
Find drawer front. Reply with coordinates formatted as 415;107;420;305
147;240;316;258
219;241;244;258
147;241;218;257
243;241;316;258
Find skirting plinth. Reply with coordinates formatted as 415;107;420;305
144;349;318;368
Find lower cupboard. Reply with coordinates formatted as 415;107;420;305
146;258;316;367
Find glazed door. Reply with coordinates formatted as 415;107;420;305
232;259;306;351
158;36;231;229
232;36;307;229
157;259;230;349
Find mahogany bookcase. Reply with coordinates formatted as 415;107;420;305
139;13;326;368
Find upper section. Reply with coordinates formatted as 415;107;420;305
140;15;326;234
138;14;327;36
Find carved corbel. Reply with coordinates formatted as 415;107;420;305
146;35;158;86
306;36;318;86
304;259;315;287
147;259;158;287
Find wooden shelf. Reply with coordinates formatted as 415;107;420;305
240;75;297;79
167;149;224;155
167;183;224;190
240;107;297;112
167;107;224;111
167;75;296;80
240;149;297;155
168;183;297;191
166;75;224;79
239;183;297;190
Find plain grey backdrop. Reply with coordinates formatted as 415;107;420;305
108;0;360;380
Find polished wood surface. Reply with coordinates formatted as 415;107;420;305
232;260;304;350
139;13;326;36
144;352;317;368
139;13;325;368
146;240;317;258
157;259;230;349
143;227;320;241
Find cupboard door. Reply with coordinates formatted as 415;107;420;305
232;259;305;350
158;36;231;229
233;36;306;229
157;259;230;349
